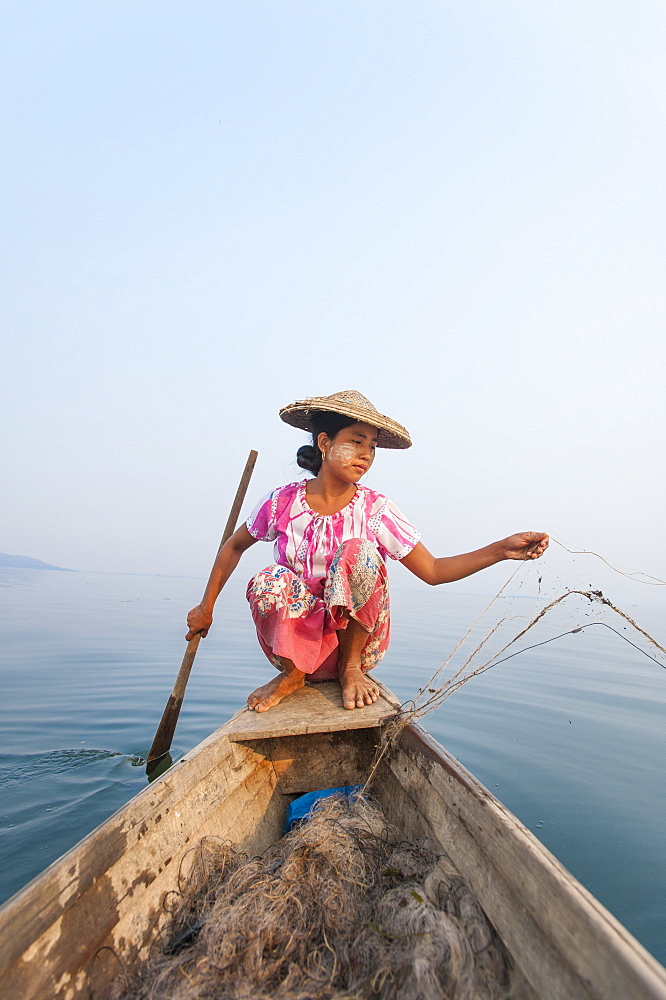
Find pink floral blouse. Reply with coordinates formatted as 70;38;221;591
246;480;420;598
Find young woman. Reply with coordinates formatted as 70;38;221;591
186;391;549;713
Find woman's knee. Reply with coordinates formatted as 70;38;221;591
334;538;384;570
326;538;388;613
247;565;316;617
246;565;291;603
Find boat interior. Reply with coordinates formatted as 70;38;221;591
1;681;665;1000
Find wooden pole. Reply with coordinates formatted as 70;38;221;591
146;449;258;771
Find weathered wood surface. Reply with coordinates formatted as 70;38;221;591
224;676;400;741
260;726;381;794
2;686;665;1000
374;722;666;1000
0;727;287;1000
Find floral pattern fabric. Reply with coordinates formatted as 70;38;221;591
247;539;391;679
246;480;420;598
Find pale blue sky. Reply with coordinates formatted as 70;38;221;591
3;1;665;590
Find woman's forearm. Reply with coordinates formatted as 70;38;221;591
401;533;549;586
430;543;504;584
200;541;245;611
200;523;258;608
186;525;257;638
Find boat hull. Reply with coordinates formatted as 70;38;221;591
1;688;664;1000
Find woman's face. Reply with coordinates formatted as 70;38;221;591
319;422;379;482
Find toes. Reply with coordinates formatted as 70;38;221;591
255;693;280;713
248;686;270;708
341;668;380;710
343;687;373;709
357;682;379;706
248;685;271;710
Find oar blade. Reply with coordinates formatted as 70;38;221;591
146;636;200;770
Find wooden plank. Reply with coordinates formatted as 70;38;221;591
374;723;666;1000
266;727;381;793
224;677;400;741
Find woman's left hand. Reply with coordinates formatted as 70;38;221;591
501;531;549;561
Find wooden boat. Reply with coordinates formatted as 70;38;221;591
1;680;665;1000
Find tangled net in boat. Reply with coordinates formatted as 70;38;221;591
114;794;512;1000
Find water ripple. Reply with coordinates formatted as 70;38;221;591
0;749;145;786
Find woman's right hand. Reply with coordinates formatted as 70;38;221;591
186;604;213;640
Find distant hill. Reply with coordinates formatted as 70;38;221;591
0;553;75;572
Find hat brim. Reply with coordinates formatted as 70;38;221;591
279;397;412;449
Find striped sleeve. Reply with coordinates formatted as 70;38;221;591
246;489;279;542
375;498;421;560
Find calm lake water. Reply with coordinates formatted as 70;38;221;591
1;565;664;965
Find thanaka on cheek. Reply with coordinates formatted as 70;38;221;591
328;443;357;465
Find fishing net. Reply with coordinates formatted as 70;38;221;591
113;794;512;1000
366;538;666;781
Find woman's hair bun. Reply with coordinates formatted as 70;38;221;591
296;444;321;474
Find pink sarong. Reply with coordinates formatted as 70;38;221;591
246;538;390;681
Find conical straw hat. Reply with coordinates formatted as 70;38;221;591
279;390;412;449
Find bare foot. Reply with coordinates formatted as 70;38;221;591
339;664;379;710
247;670;306;712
